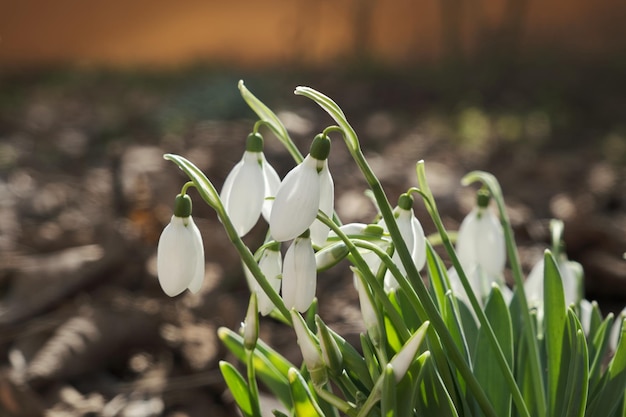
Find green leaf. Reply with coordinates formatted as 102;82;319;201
586;319;626;416
425;241;448;313
473;286;514;417
238;80;303;163
443;293;471;366
288;368;326;417
218;327;293;409
164;153;221;209
587;314;614;394
414;350;460;417
544;249;567;416
361;333;381;386
555;309;588;417
219;361;255;417
330;328;374;391
381;365;397;417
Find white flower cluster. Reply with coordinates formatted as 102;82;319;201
156;132;335;314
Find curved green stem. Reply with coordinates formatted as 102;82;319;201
462;170;546;417
239;80;304;163
296;87;500;417
246;348;262;417
418;163;531;417
164;153;291;324
315;213;410;342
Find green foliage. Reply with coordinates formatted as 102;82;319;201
165;82;626;417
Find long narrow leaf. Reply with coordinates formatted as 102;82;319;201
289;368;326;417
474;285;514;417
586;319;626;416
544;249;567;416
238;80;303;162
218;327;293;409
219;361;255;417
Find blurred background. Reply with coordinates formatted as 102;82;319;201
0;1;625;416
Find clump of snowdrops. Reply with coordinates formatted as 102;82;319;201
157;82;626;417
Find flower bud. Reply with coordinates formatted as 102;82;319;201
243;293;259;350
291;310;327;386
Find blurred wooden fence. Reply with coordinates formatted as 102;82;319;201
1;0;625;68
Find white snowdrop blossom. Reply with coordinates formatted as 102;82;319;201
157;194;205;297
220;133;279;237
448;192;507;305
243;243;282;316
261;153;281;221
309;161;335;246
270;134;332;242
355;276;380;342
524;255;582;326
282;233;317;312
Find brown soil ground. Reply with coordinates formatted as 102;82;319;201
0;63;624;416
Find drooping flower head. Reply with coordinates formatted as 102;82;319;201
157;193;205;297
243;242;282;316
449;189;508;305
524;220;583;327
282;230;317;312
270;134;333;244
220;132;280;237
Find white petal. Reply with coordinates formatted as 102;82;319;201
257;248;283;315
282;237;317;312
270;155;320;242
310;161;334;246
157;216;203;297
220;151;265;237
457;207;505;277
560;260;581;306
355;277;378;337
578;299;593;335
524;258;544;305
185;217;205;293
411;215;427;270
261;154;281;221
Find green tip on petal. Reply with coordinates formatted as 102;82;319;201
476;189;491;208
397;193;414;210
245;132;264;153
173;194;192;217
309;134;331;160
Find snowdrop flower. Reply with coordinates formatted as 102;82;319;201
524;253;583;326
448;190;507;305
270;134;333;244
282;230;317;312
243;242;282;316
379;193;426;292
355;274;381;344
157;194;205;297
220;132;280;237
291;310;327;386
